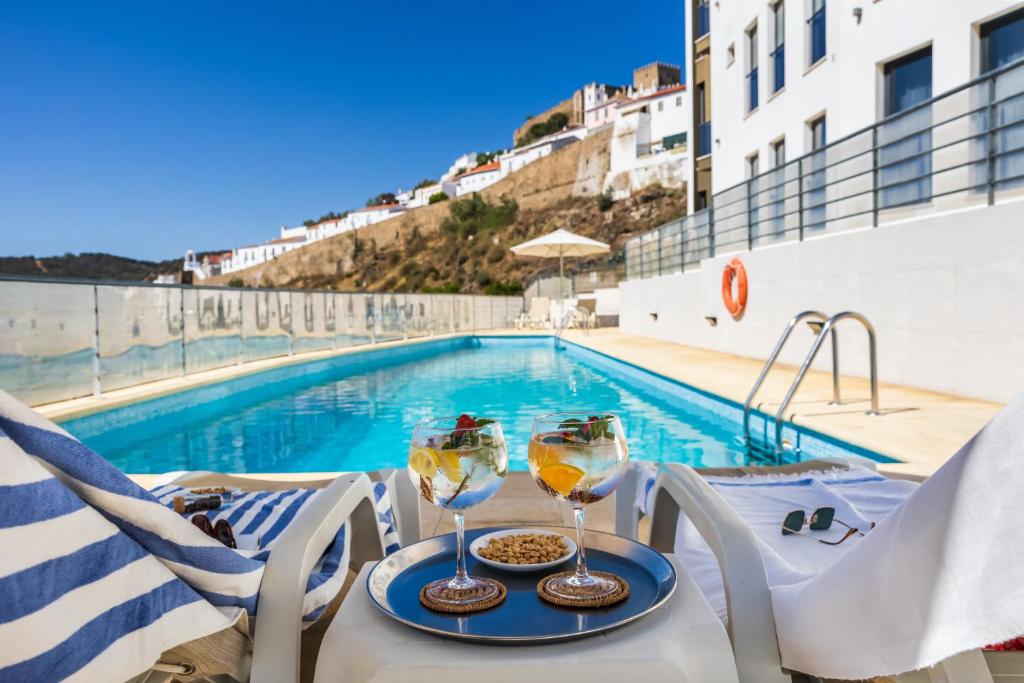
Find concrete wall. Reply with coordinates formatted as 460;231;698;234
619;200;1024;402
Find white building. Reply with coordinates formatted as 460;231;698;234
347;203;406;229
454;162;504;196
221;235;306;274
407;182;456;208
606;85;689;196
500;127;587;175
696;0;1024;199
581;83;627;130
441;152;479;182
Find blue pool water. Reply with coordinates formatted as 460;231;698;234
62;336;887;473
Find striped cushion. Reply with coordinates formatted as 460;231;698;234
0;389;399;629
0;422;239;683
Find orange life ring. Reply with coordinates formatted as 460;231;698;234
722;258;748;318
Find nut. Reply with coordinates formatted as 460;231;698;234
478;533;569;565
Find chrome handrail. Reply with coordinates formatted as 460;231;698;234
742;310;839;447
773;311;880;459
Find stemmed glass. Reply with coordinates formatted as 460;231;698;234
529;412;629;601
408;414;508;609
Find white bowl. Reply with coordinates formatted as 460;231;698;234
470;528;577;573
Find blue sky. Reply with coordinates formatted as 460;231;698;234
0;1;684;260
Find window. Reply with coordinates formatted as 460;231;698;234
772;138;786;167
746;23;759;112
808;0;826;65
696;0;710;38
747;152;760;178
879;47;933;208
696;190;708;210
676;96;682;106
981;7;1024;74
658;101;664;112
806;114;827;230
727;43;736;66
771;1;785;92
810;115;826;150
696;83;711;156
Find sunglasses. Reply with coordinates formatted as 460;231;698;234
781;507;872;546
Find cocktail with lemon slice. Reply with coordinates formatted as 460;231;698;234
529;413;629;602
408;415;508;610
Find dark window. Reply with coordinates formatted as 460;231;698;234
771;1;785;92
884;48;932;116
696;0;710;38
747;24;759;112
696;190;708;210
806;115;827;230
810;115;826;150
808;0;826;65
747;153;760;178
981;7;1024;74
772;138;786;167
879;47;933;208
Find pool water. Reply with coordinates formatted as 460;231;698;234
62;337;880;473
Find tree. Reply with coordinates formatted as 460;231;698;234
366;192;397;207
515;111;571;147
428;192;449;205
413;179;437;190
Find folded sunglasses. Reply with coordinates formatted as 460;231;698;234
781;507;874;545
191;514;238;549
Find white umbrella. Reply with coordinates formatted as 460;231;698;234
510;228;610;298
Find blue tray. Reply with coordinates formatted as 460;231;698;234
366;526;677;643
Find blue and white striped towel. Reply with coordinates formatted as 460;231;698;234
0;388;400;680
0;405;239;682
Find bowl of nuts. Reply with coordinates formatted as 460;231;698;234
470;528;577;573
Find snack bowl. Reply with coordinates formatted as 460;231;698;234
469;528;577;573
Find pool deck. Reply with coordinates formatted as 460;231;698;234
43;326;1002;477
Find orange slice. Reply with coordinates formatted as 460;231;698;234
539;463;585;496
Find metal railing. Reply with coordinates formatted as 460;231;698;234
0;275;524;407
626;57;1024;279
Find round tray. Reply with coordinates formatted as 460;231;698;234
366;526;676;643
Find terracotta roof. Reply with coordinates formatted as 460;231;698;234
269;236;306;245
460;161;502;178
635;83;687;102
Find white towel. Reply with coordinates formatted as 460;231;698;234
771;392;1024;679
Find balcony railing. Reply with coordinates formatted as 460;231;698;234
626;57;1024;279
0;276;525;406
696;3;710;38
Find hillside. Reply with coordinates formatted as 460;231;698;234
210;129;687;293
0;251;221;282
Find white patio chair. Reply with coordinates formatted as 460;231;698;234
0;388;415;683
622;394;1024;683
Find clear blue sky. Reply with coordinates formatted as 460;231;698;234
0;1;685;260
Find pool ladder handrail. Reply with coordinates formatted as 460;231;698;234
771;311;881;459
554;306;591;340
742;311;839;451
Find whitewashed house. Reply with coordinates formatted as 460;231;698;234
348;203;406;229
606;85;689;196
500;127;587;175
221;234;307;274
454;162;504;196
441;152;479;182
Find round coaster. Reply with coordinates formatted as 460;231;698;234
537;571;630;608
419;577;507;614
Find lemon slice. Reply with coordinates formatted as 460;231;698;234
539;463;585;496
438;450;463;482
409;448;439;477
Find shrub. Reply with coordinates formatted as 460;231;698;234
516;111;570;147
421;282;461;294
227;277;245;288
366;192;396;207
440;193;518;239
484;280;524;296
428;192;449;205
596;190;615;212
413;179;436;190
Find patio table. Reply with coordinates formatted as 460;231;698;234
313;554;738;683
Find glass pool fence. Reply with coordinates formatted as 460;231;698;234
0;275;525;406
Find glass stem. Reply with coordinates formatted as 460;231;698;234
574;506;590;581
453;511;469;586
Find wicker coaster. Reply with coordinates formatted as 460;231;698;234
537;571;630;608
419;577;507;614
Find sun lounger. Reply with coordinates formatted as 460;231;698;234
0;389;399;683
515;296;551;329
627;394;1024;682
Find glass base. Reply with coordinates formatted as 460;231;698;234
543;572;619;601
422;576;502;607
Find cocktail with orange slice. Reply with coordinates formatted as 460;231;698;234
408;415;508;609
528;412;629;602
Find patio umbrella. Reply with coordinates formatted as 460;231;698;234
510;228;610;298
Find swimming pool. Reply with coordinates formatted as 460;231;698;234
61;336;891;473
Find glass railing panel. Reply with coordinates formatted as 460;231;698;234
97;285;183;392
290;291;334;353
0;280;96;405
242;289;292;360
183;288;242;373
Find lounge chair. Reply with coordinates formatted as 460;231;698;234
515;296;551;329
0;388;407;683
623;394;1024;683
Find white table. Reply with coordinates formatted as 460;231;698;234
313;555;739;683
